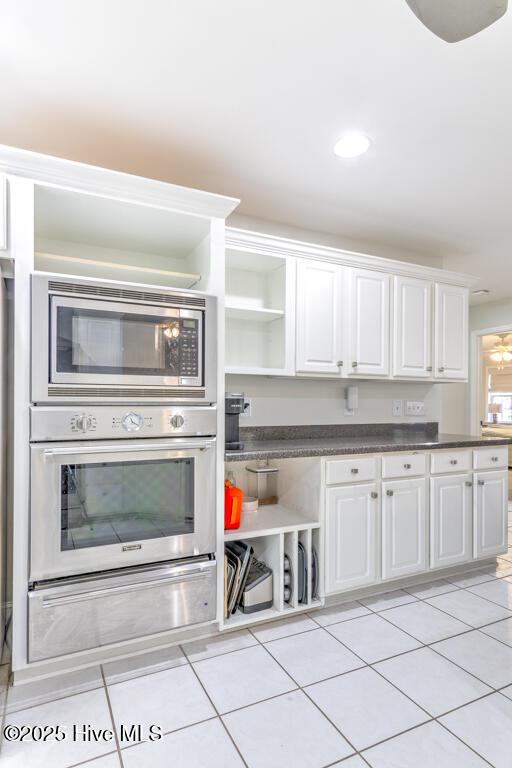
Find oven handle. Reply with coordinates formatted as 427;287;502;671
40;568;212;607
43;440;214;459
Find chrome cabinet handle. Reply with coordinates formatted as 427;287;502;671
371;491;378;499
478;479;485;486
337;360;344;367
404;463;412;469
491;456;499;462
352;361;358;368
351;468;359;474
387;489;394;496
426;366;433;372
438;367;445;373
450;459;458;465
465;481;473;487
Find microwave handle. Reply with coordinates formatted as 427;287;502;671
40;568;210;608
43;440;214;459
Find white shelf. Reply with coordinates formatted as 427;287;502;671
225;365;290;377
225;304;284;323
35;252;200;289
224;505;320;541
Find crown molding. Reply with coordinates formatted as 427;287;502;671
0;144;240;220
226;227;478;288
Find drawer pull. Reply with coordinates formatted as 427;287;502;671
387;489;394;497
478;479;485;486
337;360;344;367
371;491;378;499
426;366;433;372
351;467;359;474
438;366;445;373
403;463;412;469
465;481;473;487
352;361;358;368
450;459;458;465
491;456;499;462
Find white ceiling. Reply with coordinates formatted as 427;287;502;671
1;0;512;301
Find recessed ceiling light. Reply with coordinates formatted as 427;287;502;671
472;289;490;295
334;132;372;159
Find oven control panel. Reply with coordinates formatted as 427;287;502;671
30;406;217;442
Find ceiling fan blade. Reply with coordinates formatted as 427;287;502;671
405;0;507;42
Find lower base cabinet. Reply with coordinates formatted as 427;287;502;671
430;474;473;568
474;469;508;558
325;483;379;593
382;477;427;580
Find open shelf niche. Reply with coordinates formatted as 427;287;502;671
34;185;214;291
221;457;323;629
225;243;295;375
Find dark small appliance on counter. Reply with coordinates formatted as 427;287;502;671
225;392;246;451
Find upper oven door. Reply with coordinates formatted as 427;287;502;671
50;296;203;388
30;437;216;581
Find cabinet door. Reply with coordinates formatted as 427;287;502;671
382;477;427;580
348;268;390;376
474;470;508;558
296;259;344;375
0;175;6;250
325;483;379;593
393;276;432;378
430;474;473;569
434;283;468;380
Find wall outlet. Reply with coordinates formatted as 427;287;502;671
392;399;404;417
406;400;426;416
241;397;251;418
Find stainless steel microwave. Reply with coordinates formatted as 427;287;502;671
31;274;217;403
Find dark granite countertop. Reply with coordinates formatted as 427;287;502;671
225;423;512;462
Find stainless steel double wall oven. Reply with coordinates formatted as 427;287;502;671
29;275;218;661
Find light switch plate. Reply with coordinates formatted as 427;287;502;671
241;398;251;418
406;400;426;416
392;399;404;417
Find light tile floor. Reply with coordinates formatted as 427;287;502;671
3;528;512;767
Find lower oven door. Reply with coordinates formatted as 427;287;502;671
28;557;216;661
30;437;216;581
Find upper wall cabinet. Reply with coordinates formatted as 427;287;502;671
296;259;345;375
224;228;475;382
434;283;469;380
0;175;6;250
348;268;390;377
393;276;432;378
225;241;296;376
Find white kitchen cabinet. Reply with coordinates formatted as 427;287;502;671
382;477;427;580
434;283;468;380
393;275;432;378
295;258;345;375
474;469;508;558
348;267;390;377
430;474;473;568
0;175;6;250
325;482;379;593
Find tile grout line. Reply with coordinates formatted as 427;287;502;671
100;665;125;768
179;643;251;768
246;625;363;762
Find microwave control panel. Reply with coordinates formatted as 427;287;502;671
30;405;217;441
167;318;200;379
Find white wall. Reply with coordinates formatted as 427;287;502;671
227;374;441;427
440;298;512;435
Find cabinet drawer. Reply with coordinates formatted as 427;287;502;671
431;450;471;475
382;453;426;479
325;456;377;485
473;446;508;470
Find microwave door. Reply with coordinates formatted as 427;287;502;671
50;295;196;387
30;438;216;581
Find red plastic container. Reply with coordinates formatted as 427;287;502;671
224;480;243;530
